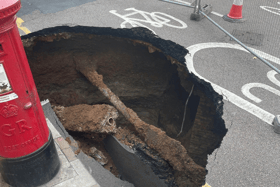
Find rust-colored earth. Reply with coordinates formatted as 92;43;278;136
22;28;227;187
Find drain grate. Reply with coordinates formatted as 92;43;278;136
232;30;264;46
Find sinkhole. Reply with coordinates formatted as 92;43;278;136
22;26;227;187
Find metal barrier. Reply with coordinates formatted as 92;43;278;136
160;0;280;74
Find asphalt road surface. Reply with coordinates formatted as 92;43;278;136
17;0;280;186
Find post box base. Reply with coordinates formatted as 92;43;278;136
0;132;60;187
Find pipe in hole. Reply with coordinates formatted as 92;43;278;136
108;118;114;126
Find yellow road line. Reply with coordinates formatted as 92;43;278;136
16;17;31;34
202;183;211;187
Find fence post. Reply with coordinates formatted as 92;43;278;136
190;0;212;21
223;0;246;23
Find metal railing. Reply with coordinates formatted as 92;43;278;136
160;0;280;74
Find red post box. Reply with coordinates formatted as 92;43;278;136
0;1;60;186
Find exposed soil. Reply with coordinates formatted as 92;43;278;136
22;26;227;187
53;104;120;175
54;104;118;135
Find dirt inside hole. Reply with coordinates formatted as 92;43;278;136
22;27;227;187
67;130;119;177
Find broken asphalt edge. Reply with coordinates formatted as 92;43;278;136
22;25;227;143
21;26;228;186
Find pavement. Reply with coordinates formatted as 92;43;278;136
0;100;134;187
3;0;280;186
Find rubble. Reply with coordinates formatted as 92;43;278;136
53;104;118;134
22;26;227;187
73;56;206;186
89;147;108;166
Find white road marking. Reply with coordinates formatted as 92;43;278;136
111;0;229;34
211;11;223;17
260;6;280;16
110;8;187;34
267;70;280;88
242;70;280;103
186;42;278;125
241;83;280;103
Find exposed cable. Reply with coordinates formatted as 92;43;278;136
177;84;194;137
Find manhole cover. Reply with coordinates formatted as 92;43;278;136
232;30;264;46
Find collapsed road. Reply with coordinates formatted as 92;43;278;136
21;26;227;187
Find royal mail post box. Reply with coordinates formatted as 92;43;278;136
0;1;60;186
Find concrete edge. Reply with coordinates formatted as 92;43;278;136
41;100;134;187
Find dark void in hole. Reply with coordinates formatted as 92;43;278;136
188;95;200;122
108;118;114;125
22;27;227;187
